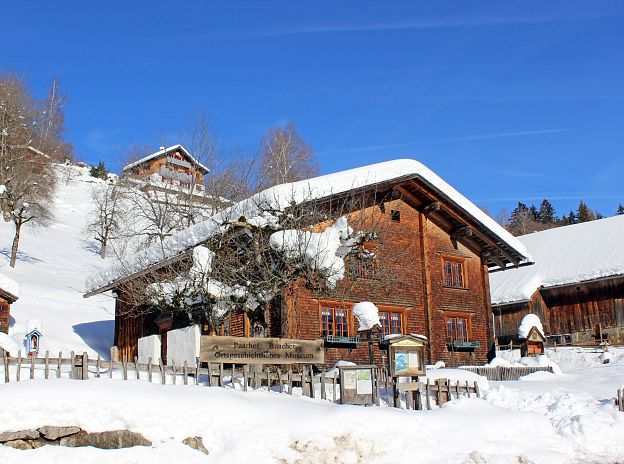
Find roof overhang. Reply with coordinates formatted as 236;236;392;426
0;288;18;304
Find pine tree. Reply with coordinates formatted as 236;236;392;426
89;161;108;180
528;204;539;222
561;211;577;225
576;201;596;223
537;199;556;224
616;203;624;216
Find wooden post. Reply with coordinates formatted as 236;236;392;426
465;380;470;398
277;368;283;394
414;378;422;410
44;351;50;379
122;359;128;381
287;368;293;395
219;363;224;387
148;357;153;383
82;352;89;380
159;358;165;385
474;381;481;398
435;378;449;405
231;364;236;389
134;356;140;380
30;353;35;379
320;371;326;400
57;351;62;379
392;378;399;408
309;365;315;399
425;378;432;410
195;357;200;386
69;351;74;380
3;350;9;383
17;350;22;381
301;366;308;397
96;354;101;379
172;361;177;385
332;374;337;403
183;361;189;385
265;366;271;391
243;364;249;391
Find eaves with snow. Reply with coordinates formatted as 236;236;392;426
489;215;624;306
85;159;531;296
0;273;20;302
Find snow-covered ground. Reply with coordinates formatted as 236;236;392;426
0;347;623;463
0;165;114;357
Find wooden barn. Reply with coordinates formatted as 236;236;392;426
122;144;209;193
86;159;530;367
489;215;624;346
0;274;19;335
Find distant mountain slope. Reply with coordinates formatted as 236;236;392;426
0;165;114;357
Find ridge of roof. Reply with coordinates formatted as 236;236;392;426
122;144;210;174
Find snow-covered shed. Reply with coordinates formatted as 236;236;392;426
0;274;19;335
489;215;624;346
86;159;530;366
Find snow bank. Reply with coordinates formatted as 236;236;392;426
518;313;544;339
0;333;20;356
0;273;19;298
352;301;380;331
88;158;531;293
425;368;490;391
490;215;624;305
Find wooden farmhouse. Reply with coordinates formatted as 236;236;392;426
0;274;19;335
489;215;624;346
86;159;530;367
122;144;209;194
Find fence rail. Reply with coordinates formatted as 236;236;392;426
1;349;486;410
459;365;553;381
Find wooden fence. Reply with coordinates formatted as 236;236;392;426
459;365;553;381
617;389;624;412
0;349;485;410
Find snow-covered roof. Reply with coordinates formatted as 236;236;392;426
0;273;19;300
86;159;530;294
122;145;210;174
490;215;624;306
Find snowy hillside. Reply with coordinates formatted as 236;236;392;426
0;165;114;357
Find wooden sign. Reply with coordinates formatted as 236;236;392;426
339;365;376;406
200;336;324;364
385;334;427;377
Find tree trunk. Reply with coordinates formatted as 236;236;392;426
101;240;107;259
10;221;21;268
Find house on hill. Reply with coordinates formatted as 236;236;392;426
85;159;530;367
0;274;19;335
489;215;624;346
122;145;209;194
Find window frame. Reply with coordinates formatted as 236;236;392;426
318;301;407;338
377;307;406;337
319;302;354;338
441;255;467;289
445;311;472;343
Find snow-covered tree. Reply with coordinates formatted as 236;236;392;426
87;181;125;259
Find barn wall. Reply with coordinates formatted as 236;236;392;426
0;298;10;335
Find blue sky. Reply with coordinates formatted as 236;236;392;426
3;1;624;218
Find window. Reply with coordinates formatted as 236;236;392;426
379;311;403;336
443;258;465;288
446;315;469;342
390;210;401;222
321;306;351;337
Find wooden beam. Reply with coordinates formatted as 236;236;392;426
482;250;506;270
451;226;473;240
422;201;440;213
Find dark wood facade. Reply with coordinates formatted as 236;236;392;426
0;288;18;335
493;275;624;346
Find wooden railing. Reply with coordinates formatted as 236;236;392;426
0;349;481;410
459;365;553;381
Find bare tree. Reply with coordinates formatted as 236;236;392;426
0;72;57;267
259;123;318;189
87;181;125;259
109;185;403;338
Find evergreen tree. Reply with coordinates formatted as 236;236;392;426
576;201;595;223
561;211;577;225
537;199;556;224
617;203;624;216
89;161;108;180
528;204;539;222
